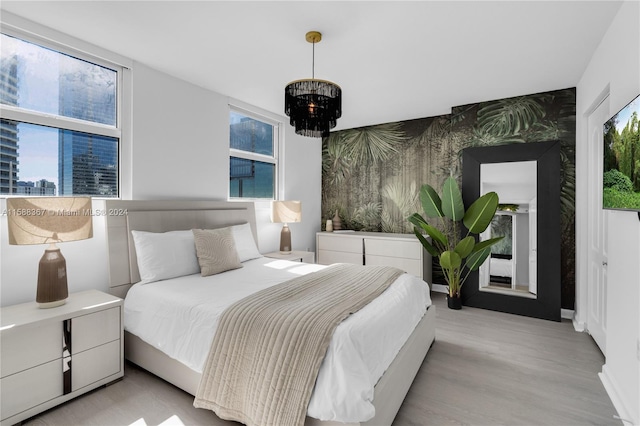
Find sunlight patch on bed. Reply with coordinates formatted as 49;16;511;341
264;259;325;275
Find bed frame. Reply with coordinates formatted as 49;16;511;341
104;200;436;426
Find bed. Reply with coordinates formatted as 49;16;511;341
490;254;513;284
104;200;436;426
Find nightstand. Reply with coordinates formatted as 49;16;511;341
0;290;124;426
264;250;315;263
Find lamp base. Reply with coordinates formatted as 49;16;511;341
37;247;68;309
280;223;292;254
38;299;67;309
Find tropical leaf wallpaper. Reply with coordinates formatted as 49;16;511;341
321;88;576;309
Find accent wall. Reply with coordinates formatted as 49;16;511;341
322;88;576;309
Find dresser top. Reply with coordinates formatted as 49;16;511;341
317;231;417;240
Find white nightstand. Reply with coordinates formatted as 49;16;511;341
0;290;124;426
264;250;315;263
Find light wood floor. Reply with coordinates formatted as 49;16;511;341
24;293;619;426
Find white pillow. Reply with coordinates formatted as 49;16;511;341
230;223;262;262
131;230;200;284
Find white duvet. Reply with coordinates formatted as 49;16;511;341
124;258;431;423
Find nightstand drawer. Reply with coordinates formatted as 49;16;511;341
1;322;61;378
1;359;62;420
72;307;121;354
72;340;121;391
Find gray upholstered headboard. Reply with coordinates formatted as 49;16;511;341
104;200;257;299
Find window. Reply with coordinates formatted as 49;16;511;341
229;108;279;199
0;31;121;197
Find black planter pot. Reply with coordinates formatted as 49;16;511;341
447;295;462;310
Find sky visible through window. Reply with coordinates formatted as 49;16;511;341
1;33;117;196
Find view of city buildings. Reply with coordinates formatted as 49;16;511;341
0;33;118;197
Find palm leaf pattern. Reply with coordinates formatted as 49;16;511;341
381;180;420;233
322;133;352;186
341;122;404;165
559;145;576;220
477;96;547;137
352;202;382;231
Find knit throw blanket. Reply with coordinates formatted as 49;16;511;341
193;263;404;426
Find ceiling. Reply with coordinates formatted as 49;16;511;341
1;1;623;131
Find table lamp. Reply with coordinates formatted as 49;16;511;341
7;197;93;308
271;200;301;254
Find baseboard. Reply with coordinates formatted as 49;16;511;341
431;284;448;294
572;316;586;332
599;365;638;425
561;308;574;320
432;288;579;324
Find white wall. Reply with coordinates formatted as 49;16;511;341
130;63;321;255
575;1;640;422
0;30;321;307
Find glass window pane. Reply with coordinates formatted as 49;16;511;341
230;111;273;156
1;33;117;126
229;156;274;199
0;119;118;197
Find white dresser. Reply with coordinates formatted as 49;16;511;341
316;232;432;282
0;290;123;426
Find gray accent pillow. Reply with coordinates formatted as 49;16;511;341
192;228;243;277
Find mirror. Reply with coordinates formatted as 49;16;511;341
478;161;537;299
461;141;561;321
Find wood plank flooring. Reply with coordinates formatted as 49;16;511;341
23;293;619;426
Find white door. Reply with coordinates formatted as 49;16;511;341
586;97;609;355
528;197;537;295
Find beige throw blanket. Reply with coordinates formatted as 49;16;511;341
194;263;404;426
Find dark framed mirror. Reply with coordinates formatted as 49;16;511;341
462;140;561;321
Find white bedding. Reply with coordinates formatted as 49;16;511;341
491;257;513;277
124;257;431;423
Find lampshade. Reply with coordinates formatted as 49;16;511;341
7;197;93;245
6;197;93;308
271;200;302;224
284;31;342;138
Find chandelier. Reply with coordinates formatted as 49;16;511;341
284;31;342;138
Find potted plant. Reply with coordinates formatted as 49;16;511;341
408;176;503;309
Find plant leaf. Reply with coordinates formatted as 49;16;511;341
413;228;440;257
465;247;492;271
419;184;444;218
471;236;505;253
463;191;499;234
454;236;475;259
442;177;464;221
407;212;428;228
440;250;462;270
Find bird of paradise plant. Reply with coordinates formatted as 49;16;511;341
408;176;503;304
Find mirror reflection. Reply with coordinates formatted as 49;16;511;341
479;161;537;299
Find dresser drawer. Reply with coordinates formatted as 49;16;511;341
1;322;61;378
318;249;363;266
365;255;423;277
317;234;362;254
365;238;421;260
72;307;121;354
1;359;62;420
72;340;121;391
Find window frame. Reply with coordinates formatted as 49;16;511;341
0;17;132;199
228;103;283;201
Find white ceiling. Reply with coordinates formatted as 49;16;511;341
1;1;623;131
